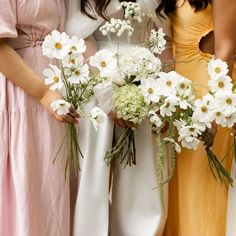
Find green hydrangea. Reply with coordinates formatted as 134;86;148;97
112;84;148;124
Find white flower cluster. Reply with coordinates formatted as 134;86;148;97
148;29;167;54
121;2;145;23
193;59;236;128
161;58;235;151
118;47;162;83
42;30;105;131
100;18;134;37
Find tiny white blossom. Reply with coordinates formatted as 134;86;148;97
42;30;70;59
99;18;134;37
43;65;63;91
121;2;145;23
51;99;71;115
90;107;107;131
208;58;229;78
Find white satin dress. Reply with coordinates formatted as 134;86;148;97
66;1;171;235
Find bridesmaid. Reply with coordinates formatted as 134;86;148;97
66;0;173;235
0;0;78;235
156;0;236;235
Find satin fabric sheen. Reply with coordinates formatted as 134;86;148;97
66;0;168;235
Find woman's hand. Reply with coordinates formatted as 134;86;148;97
201;122;217;149
40;89;79;124
232;124;236;136
108;111;135;129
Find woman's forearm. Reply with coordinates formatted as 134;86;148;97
213;0;236;76
0;39;48;99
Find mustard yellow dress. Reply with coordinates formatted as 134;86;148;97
163;1;236;235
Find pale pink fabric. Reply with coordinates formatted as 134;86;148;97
0;1;70;236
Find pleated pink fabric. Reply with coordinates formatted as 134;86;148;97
0;1;70;235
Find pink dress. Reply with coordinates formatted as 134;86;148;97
0;1;70;235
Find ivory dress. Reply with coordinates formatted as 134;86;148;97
66;0;172;235
163;1;236;235
0;1;70;235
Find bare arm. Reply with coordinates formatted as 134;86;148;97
212;0;236;76
0;39;78;123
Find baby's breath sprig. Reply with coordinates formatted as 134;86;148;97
100;18;134;37
121;2;145;23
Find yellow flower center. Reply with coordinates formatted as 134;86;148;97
70;59;76;64
201;106;207;112
180;83;185;89
53;76;59;83
216;111;221;116
166;80;172;86
148;88;154;94
100;61;107;68
215;67;221;74
55;42;62;49
189;127;195;132
75;70;81;76
71;46;77;51
226;98;232;105
165;102;170;108
218;81;224;88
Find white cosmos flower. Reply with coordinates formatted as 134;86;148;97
51;99;71;115
192;98;214;124
224;110;236;128
148;111;162;128
43;65;63;91
208;58;229;78
139;78;160;104
178;123;206;139
208;75;232;95
69;36;86;54
214;92;236;114
160;95;178;117
174;119;187;131
164;137;181;153
158;71;179;96
180;136;200;150
212;109;227;125
62;53;84;69
68;63;90;84
175;76;192;96
42;30;70;59
90;49;117;77
90;107;107;131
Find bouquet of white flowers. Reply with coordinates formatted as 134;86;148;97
155;59;235;186
42;30;106;178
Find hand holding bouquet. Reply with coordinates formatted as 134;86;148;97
42;30;106;178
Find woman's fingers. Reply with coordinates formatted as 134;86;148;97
62;114;78;124
69;107;80;118
124;120;136;129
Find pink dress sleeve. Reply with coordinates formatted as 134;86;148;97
0;0;17;38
